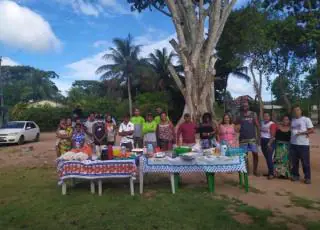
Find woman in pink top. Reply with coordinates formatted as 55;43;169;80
218;113;238;147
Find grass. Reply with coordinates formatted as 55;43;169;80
290;196;320;211
0;167;315;230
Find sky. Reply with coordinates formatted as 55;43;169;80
0;0;272;100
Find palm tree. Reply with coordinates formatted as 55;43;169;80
148;48;177;91
96;34;145;115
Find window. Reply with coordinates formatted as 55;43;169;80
30;122;36;129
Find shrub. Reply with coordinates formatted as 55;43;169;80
10;104;73;131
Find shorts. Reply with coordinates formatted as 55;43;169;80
240;143;258;153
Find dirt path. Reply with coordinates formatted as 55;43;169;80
1;131;320;223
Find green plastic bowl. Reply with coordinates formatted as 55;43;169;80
174;147;192;155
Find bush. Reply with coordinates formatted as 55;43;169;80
10;104;73;131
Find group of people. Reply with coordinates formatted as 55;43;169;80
55;113;117;157
55;103;314;184
236;102;314;184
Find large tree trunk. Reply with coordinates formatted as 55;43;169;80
278;75;292;113
250;64;264;120
127;75;132;116
164;0;236;123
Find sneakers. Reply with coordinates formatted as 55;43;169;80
304;179;311;184
267;175;274;180
291;177;300;182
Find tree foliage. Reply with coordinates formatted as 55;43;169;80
1;66;62;106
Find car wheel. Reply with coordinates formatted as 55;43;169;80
34;133;40;142
18;136;25;145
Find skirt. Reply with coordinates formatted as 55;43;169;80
273;141;291;178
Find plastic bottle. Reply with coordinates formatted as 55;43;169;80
121;146;126;156
107;145;113;160
147;144;154;155
220;141;228;156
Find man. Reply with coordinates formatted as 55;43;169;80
119;114;134;151
154;107;170;124
236;102;260;176
290;105;314;184
130;108;145;148
92;115;107;158
177;113;196;146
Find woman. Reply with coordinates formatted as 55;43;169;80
274;115;291;178
156;112;175;151
218;113;238;147
56;118;72;157
143;113;157;149
72;123;86;149
197;113;217;149
105;114;117;146
260;112;277;179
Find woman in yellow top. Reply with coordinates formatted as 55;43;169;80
130;108;145;148
143;113;157;149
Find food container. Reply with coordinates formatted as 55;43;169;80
174;146;192;156
112;146;121;157
180;152;197;161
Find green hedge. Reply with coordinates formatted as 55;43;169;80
10;105;73;131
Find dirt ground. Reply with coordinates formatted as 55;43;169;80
1;131;320;224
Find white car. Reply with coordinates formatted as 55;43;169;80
0;121;40;145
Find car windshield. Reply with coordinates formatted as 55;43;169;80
1;122;25;129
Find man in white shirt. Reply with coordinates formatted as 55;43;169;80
84;112;96;142
118;114;134;151
290;105;314;184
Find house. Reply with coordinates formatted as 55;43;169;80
27;100;65;108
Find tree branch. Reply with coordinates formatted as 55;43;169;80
152;3;172;17
165;0;188;60
191;0;205;68
168;64;186;97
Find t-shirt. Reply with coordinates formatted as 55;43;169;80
93;122;106;144
291;116;313;146
197;124;215;140
130;116;145;138
84;120;96;141
236;111;257;141
177;122;196;144
154;115;170;125
119;122;134;144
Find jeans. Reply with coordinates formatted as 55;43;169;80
261;138;275;176
133;137;143;148
290;144;311;180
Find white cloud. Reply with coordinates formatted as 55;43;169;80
93;40;112;48
55;0;133;17
1;57;20;66
0;0;61;52
71;0;100;17
61;32;271;100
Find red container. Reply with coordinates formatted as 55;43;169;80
107;145;113;160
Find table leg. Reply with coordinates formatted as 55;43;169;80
62;182;67;195
98;180;102;196
174;173;180;192
70;178;75;187
207;173;215;193
244;173;249;192
90;180;95;194
238;172;243;186
170;173;175;194
130;177;134;196
139;169;144;194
